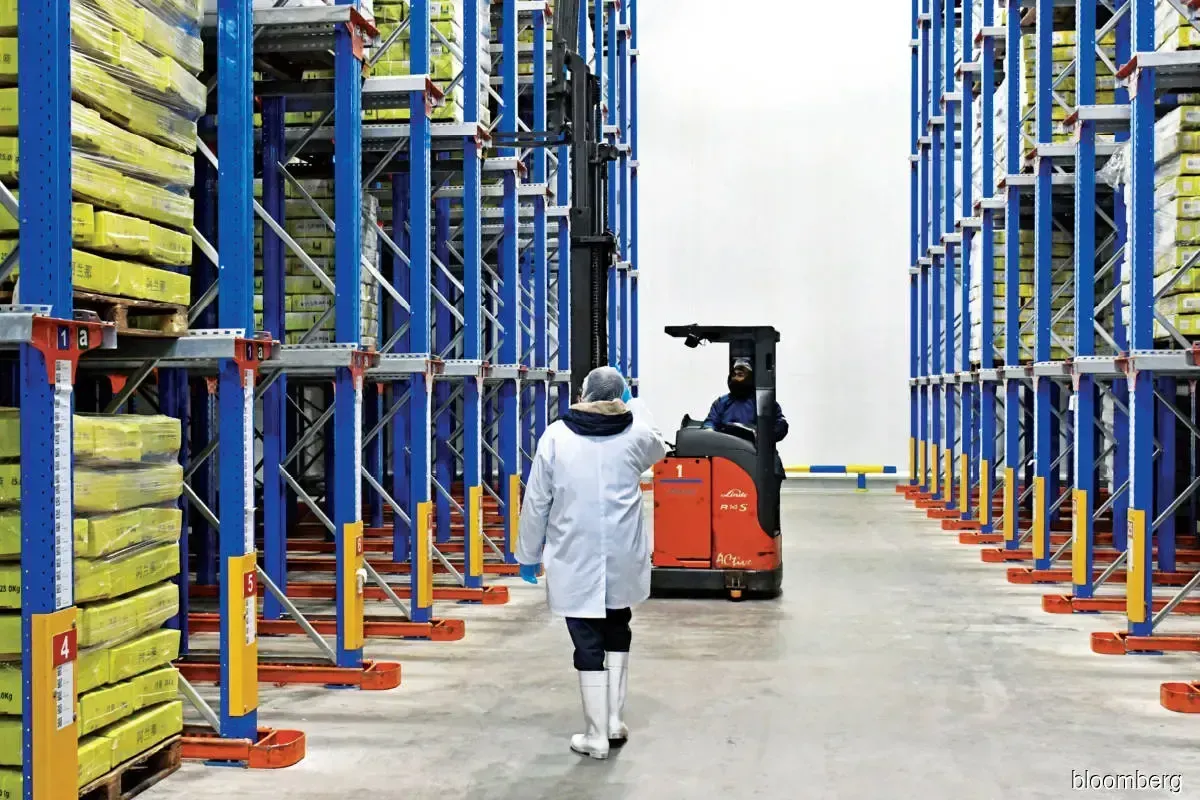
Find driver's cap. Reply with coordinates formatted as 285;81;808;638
732;357;752;371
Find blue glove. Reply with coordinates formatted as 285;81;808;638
519;563;541;584
622;385;632;403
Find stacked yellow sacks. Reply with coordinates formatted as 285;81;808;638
0;410;184;790
0;0;202;308
365;0;466;124
1020;29;1119;147
1118;107;1200;339
968;228;1008;365
251;179;382;348
1012;229;1075;361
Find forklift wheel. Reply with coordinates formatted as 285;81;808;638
728;589;744;602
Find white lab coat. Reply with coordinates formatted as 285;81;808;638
516;398;668;618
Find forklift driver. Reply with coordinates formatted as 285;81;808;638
702;358;789;443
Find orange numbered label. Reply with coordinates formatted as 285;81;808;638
51;629;76;667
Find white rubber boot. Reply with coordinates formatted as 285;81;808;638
570;671;610;760
606;651;629;746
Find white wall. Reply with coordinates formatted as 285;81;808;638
635;0;913;469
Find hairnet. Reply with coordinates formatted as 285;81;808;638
580;366;628;403
732;358;753;371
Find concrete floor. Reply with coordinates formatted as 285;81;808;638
147;490;1200;799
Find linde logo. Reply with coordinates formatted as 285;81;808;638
720;488;748;499
718;487;749;512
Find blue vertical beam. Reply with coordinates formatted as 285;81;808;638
618;0;630;377
332;0;364;666
434;178;452;543
462;0;484;590
1073;0;1098;599
959;0;974;519
18;0;73;790
605;0;619;370
1127;0;1155;635
930;0;943;500
160;371;189;643
1156;378;1177;573
1002;0;1022;550
192;156;217;586
942;0;956;512
533;7;549;450
909;0;920;486
215;0;257;740
391;178;413;561
409;0;434;622
1031;0;1053;571
261;97;288;621
919;0;931;491
498;0;520;560
628;0;638;395
1111;3;1131;553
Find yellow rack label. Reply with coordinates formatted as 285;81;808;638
931;446;940;494
468;485;484;578
1127;509;1148;624
507;474;522;556
32;608;78;800
959;454;969;513
343;522;364;651
1003;467;1016;542
909;437;917;482
416;502;434;609
1072;489;1089;586
980;460;991;526
227;553;258;716
944;449;953;503
1032;477;1047;561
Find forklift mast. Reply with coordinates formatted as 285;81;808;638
665;325;782;536
491;0;619;399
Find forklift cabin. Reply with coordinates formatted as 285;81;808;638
650;325;783;599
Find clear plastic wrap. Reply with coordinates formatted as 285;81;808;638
77;582;178;649
130;665;178;710
78;680;136;736
107;627;179;682
0;717;17;765
78;734;112;788
100;700;182;766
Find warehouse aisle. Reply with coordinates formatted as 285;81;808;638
147;492;1200;799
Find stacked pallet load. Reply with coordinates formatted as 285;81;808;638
0;411;184;795
0;0;200;331
1019;28;1118;149
1144;107;1200;340
1015;229;1075;361
366;0;470;125
253;179;382;348
968;228;1008;365
1157;1;1200;52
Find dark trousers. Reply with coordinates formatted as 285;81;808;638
565;607;632;671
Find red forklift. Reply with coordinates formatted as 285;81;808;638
650;325;784;600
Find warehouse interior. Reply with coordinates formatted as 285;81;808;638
6;0;1200;798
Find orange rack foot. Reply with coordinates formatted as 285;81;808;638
959;531;1003;545
188;612;466;642
1090;631;1200;656
1009;568;1198;586
914;497;945;510
191;583;507;606
941;518;982;531
926;507;961;520
176;658;402;690
1160;682;1200;713
1044;594;1200;615
181;725;306;769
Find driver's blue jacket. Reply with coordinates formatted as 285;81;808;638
702;394;789;442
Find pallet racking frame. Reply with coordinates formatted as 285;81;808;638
4;0;637;796
903;0;1200;718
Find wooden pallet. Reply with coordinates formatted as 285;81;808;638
0;289;187;337
79;736;182;800
72;291;187;338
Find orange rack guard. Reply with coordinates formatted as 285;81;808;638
181;725;306;769
176;658;402;691
1160;682;1200;714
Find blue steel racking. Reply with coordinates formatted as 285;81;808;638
904;0;1200;716
4;0;638;795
